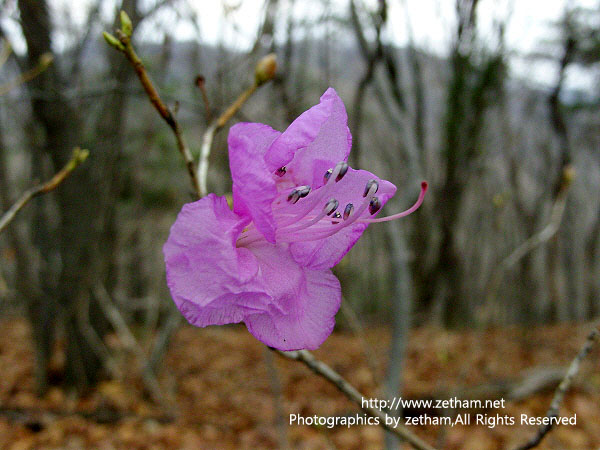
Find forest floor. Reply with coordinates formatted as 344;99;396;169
0;316;598;450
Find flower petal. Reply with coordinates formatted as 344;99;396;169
265;88;352;185
244;244;341;350
289;168;396;270
163;194;271;327
229;123;282;243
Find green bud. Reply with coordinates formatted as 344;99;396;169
492;193;505;208
73;148;90;163
103;32;125;51
562;164;576;188
38;52;54;69
254;53;277;86
120;11;133;37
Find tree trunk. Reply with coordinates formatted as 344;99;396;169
0;113;56;395
18;0;138;391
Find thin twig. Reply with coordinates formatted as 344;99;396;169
145;306;181;375
93;284;167;407
76;294;122;379
218;83;259;129
339;301;381;386
514;325;600;450
0;52;53;96
198;123;217;197
0;148;88;234
275;349;437;450
198;81;259;196
484;178;572;313
102;17;273;410
0;38;12;69
197;53;275;196
105;26;202;198
194;75;212;123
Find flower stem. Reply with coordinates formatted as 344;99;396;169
105;25;202;199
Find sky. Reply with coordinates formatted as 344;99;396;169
185;0;563;52
142;0;599;89
1;0;598;89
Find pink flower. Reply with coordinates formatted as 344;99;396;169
164;88;427;351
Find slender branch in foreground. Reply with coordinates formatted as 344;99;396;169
275;349;438;450
104;12;202;198
197;53;276;197
514;325;600;450
0;148;88;234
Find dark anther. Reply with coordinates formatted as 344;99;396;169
363;179;379;197
369;197;381;215
343;203;354;220
275;166;287;177
324;199;339;216
323;168;333;184
298;185;311;198
288;185;310;203
332;211;342;224
335;161;349;182
287;189;301;204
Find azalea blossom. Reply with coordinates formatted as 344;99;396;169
163;88;427;351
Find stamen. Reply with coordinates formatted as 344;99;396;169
280;181;380;243
324;199;339;216
275;199;338;237
287;189;301;204
286;185;311;204
369;197;381;215
325;161;349;184
275;166;286;177
343;203;354;220
298;185;311;198
360;181;428;223
239;176;427;248
335;162;349;181
277;161;346;227
363;179;379;197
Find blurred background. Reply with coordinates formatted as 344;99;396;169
0;0;599;448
